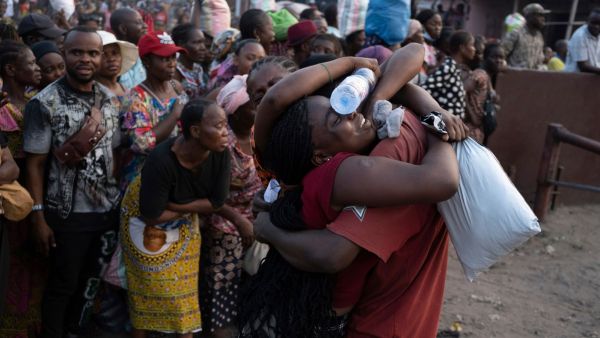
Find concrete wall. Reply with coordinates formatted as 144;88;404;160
465;0;512;38
489;69;600;205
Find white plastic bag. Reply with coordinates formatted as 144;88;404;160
438;138;541;281
50;0;75;19
103;242;127;289
195;0;231;38
243;241;269;275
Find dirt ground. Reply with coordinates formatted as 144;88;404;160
438;204;600;338
93;204;600;338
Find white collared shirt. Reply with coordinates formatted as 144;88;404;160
565;25;600;72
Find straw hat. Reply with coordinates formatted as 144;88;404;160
97;30;139;76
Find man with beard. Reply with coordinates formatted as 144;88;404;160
501;3;549;70
23;26;121;338
110;7;148;89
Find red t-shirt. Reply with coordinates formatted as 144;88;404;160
327;113;449;338
301;112;448;318
302;152;377;309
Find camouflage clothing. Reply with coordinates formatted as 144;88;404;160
502;26;545;70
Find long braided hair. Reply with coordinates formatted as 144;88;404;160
239;99;343;337
0;40;30;78
0;23;19;42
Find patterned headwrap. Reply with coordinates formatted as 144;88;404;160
210;28;241;61
216;75;250;115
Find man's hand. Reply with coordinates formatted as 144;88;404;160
439;109;469;141
31;215;55;256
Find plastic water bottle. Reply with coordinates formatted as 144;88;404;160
330;68;376;115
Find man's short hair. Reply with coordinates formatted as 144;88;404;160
110;7;137;33
63;26;100;44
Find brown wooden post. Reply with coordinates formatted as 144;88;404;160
533;124;564;221
566;0;580;39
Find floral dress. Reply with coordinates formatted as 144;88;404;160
119;85;183;192
200;127;262;332
0;90;36;160
176;61;208;98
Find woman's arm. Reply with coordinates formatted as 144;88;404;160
392;84;468;141
253;212;359;273
330;133;458;209
166;199;215;214
143;210;184;226
191;0;201;28
363;43;425;118
166;200;255;247
0;147;19;184
254;57;380;157
366;44;468;141
147;199;217;226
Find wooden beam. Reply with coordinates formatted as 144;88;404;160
566;0;580;39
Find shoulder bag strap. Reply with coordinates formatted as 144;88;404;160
91;85;104;121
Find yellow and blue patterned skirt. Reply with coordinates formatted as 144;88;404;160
120;176;202;334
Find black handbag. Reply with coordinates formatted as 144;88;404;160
482;90;497;137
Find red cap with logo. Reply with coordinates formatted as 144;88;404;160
138;32;187;57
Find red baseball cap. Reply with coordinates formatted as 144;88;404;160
138;32;186;57
287;20;318;47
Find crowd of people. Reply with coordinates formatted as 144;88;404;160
0;0;599;337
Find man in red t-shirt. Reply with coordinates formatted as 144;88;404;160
254;113;449;338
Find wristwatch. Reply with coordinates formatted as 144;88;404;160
32;204;44;212
420;111;448;135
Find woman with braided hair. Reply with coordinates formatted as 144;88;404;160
0;39;43;338
199;75;262;337
239;44;468;337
